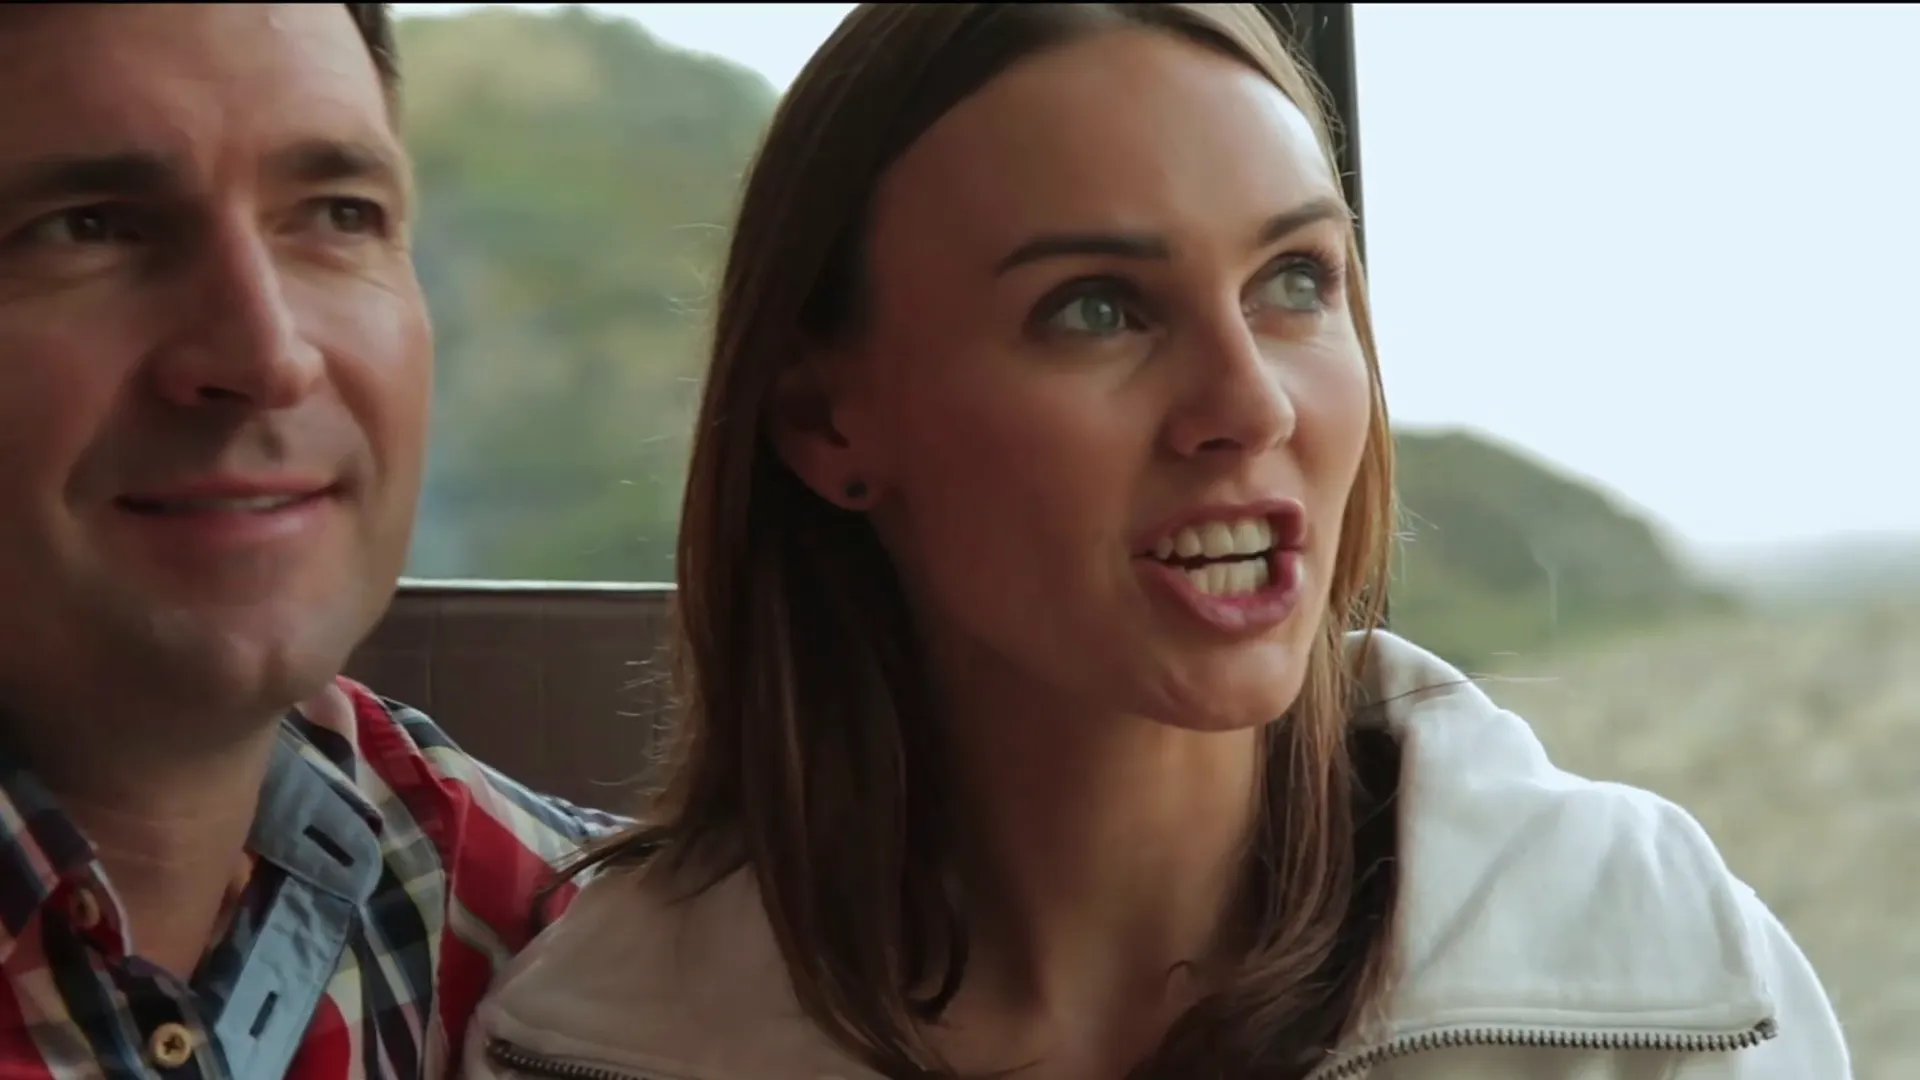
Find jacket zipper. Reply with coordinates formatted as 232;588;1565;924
486;1037;684;1080
491;1018;1779;1080
1305;1017;1778;1079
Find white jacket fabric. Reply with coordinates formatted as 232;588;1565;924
463;631;1852;1080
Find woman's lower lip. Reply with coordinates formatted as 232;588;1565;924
1138;550;1303;634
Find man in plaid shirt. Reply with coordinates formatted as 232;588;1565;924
0;4;629;1078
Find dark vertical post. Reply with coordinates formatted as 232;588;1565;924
1264;4;1365;263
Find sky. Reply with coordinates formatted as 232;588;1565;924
393;4;1920;555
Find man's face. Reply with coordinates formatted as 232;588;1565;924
0;5;431;734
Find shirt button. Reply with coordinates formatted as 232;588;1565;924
147;1022;194;1069
66;887;101;932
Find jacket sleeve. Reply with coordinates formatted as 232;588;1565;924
1674;884;1852;1079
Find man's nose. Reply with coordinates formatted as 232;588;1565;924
1161;319;1300;460
147;226;325;410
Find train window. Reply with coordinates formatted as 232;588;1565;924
393;3;851;584
395;3;1362;587
1353;6;1915;1072
382;7;1912;1067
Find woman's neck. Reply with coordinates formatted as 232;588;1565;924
941;674;1265;1026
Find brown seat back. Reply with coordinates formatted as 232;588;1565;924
343;580;674;811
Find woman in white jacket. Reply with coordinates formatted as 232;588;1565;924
465;4;1850;1078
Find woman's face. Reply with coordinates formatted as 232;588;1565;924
818;27;1373;731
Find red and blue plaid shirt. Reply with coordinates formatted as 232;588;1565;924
0;678;626;1079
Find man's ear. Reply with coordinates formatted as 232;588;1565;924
767;350;870;509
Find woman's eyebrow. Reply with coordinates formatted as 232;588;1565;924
991;195;1350;276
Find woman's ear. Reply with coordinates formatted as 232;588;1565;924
768;349;878;510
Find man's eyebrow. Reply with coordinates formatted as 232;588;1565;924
0;138;409;215
993;195;1353;276
263;138;406;192
0;151;179;209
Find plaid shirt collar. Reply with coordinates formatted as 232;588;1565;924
0;705;387;966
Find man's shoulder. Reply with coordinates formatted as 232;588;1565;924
312;677;632;859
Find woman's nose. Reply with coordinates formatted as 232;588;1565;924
1160;320;1299;460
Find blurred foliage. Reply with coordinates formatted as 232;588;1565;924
397;6;774;580
395;6;1730;667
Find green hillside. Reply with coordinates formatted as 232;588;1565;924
393;7;1726;663
1390;428;1732;669
395;6;775;579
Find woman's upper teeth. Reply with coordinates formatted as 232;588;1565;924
1153;517;1274;562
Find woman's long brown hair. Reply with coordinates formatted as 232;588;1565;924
564;6;1403;1078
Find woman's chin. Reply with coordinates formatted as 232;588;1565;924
1132;642;1312;733
1147;709;1289;735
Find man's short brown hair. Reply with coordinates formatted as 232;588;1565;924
346;3;399;99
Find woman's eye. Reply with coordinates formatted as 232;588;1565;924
1044;291;1135;337
1259;263;1326;313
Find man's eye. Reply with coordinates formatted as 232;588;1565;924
20;206;140;247
315;197;388;236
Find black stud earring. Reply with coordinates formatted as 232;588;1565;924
843;479;869;504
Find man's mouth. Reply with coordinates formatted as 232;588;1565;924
116;492;323;515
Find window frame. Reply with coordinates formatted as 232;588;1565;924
1266;3;1366;261
406;3;1367;595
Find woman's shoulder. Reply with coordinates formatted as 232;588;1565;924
1359;628;1763;996
466;862;872;1080
1343;629;1849;1078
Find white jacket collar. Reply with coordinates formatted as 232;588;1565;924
1340;631;1775;1073
473;630;1786;1080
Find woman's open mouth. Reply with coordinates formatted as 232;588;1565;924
1135;505;1306;632
1148;517;1279;598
